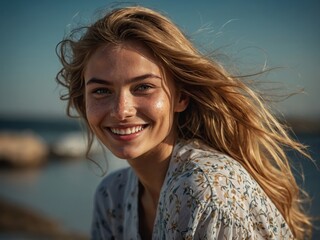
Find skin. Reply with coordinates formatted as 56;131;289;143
84;41;188;238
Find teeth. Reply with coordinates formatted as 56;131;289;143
110;126;144;135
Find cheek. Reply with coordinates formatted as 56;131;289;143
147;94;174;121
85;99;107;126
154;99;165;110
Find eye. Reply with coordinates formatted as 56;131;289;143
92;88;112;96
135;84;153;92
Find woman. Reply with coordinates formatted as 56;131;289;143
56;6;312;239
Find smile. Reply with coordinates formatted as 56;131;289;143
109;125;146;135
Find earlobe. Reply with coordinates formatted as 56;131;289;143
175;93;189;113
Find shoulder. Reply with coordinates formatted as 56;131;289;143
94;167;134;203
169;139;270;206
97;167;132;190
168;139;278;218
169;139;253;193
161;139;293;238
91;168;138;239
163;139;250;212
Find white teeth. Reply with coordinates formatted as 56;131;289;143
110;126;144;135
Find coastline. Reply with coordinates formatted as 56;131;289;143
0;197;89;240
0;116;318;238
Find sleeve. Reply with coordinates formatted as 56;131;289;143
158;167;251;240
91;183;114;240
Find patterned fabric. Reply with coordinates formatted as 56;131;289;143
91;139;294;239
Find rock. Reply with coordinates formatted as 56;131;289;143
51;132;103;158
0;131;49;168
0;197;89;239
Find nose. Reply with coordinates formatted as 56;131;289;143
110;92;135;120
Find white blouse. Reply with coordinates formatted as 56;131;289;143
91;139;294;239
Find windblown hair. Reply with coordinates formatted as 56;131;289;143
56;6;312;239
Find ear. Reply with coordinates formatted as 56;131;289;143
174;92;189;113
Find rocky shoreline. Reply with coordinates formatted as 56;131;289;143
0;116;318;168
0;131;49;168
0;117;318;238
0;131;103;168
0;197;89;240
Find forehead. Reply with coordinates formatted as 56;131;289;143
84;41;161;76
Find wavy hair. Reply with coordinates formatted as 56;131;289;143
56;6;312;239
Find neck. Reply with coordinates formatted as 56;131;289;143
127;141;174;204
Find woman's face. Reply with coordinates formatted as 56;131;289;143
84;42;188;161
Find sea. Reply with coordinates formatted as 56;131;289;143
0;118;319;239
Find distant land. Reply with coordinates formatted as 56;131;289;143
0;117;82;133
0;116;319;135
283;117;320;134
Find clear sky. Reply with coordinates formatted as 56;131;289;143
0;0;319;119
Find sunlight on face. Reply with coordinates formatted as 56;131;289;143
84;41;188;162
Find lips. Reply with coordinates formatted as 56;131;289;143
109;125;147;135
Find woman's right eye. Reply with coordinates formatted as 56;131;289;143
92;88;111;96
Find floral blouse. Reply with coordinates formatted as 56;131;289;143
91;139;294;239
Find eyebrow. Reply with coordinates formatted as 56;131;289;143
86;73;162;86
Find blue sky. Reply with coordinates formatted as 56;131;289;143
0;0;319;119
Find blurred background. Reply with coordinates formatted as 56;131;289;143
0;0;319;239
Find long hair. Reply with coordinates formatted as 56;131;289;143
56;6;312;238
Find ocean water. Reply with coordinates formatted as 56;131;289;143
0;118;319;238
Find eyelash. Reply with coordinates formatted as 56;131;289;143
90;84;154;97
92;88;111;95
135;84;153;92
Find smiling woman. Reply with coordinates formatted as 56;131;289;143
56;5;312;240
84;42;187;160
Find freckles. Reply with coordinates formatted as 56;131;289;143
85;105;95;124
148;93;172;114
151;97;172;116
85;99;94;115
85;101;105;122
149;94;173;118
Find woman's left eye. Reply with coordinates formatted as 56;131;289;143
135;84;153;92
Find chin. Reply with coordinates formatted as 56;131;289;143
110;149;140;160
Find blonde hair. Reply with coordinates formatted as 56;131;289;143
56;6;312;238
